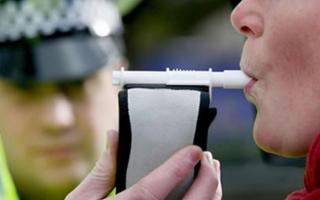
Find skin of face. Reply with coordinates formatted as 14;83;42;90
231;0;320;157
0;65;120;200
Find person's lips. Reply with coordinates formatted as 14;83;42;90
33;144;81;163
29;132;82;161
41;145;79;157
244;77;258;93
242;69;258;94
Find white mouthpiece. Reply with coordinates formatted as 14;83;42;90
112;68;250;89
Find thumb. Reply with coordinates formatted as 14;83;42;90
65;130;118;200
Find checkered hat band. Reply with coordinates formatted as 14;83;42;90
0;0;122;42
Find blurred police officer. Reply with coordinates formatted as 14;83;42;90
0;0;125;199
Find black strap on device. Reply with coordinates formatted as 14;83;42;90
116;85;216;199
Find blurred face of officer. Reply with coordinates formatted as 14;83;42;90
0;65;120;196
231;0;320;157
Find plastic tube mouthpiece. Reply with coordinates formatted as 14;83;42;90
112;68;250;89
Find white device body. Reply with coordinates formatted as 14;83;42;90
112;68;250;89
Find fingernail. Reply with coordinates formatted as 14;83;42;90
203;151;214;165
188;146;202;164
213;159;220;171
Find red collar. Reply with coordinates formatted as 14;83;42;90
286;134;320;200
304;133;320;192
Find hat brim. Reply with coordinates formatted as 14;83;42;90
0;33;124;83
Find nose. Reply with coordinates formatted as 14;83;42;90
42;93;75;133
230;0;264;38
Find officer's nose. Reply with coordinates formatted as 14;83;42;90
42;93;75;133
230;0;264;38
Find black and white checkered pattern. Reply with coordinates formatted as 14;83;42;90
0;0;122;42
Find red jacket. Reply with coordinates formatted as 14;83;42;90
286;134;320;200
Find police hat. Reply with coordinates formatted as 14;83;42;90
0;0;124;83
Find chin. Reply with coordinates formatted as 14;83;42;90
34;172;83;195
255;138;308;158
39;161;89;186
254;132;309;158
253;121;309;158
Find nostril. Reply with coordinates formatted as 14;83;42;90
241;26;254;36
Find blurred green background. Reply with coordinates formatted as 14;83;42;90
120;1;305;200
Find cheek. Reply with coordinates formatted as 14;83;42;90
265;26;308;81
0;100;37;163
74;86;119;157
265;4;320;80
85;74;119;134
263;8;320;118
72;101;96;140
252;9;320;156
0;102;31;139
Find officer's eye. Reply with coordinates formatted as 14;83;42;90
60;80;86;99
